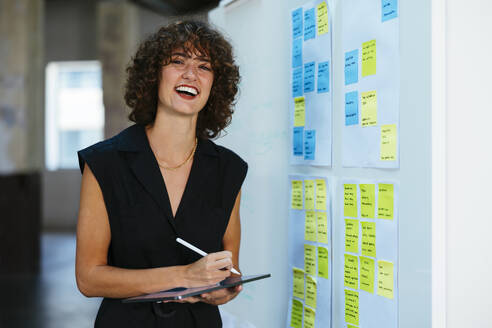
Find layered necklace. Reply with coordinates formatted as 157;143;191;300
156;137;198;171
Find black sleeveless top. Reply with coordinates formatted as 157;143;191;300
77;124;248;328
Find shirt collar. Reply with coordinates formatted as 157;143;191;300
115;123;219;157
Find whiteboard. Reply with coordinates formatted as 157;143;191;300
209;0;431;327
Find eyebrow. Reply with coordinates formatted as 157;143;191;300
172;52;211;62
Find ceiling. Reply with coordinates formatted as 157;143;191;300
131;0;220;15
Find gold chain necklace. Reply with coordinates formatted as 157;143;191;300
156;138;198;171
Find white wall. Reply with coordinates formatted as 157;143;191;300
446;0;492;326
210;0;432;327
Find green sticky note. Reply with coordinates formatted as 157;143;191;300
361;221;376;257
293;267;305;299
317;212;328;244
361;90;377;127
291;180;303;209
362;39;376;77
304;245;317;276
378;184;394;219
294;96;306;127
316;1;329;35
360;256;375;294
347;325;357;328
315;179;327;210
304;306;316;328
305;180;315;210
344;184;358;217
305;211;317;242
305;275;317;308
317;246;329;279
360;184;375;218
377;260;394;299
381;124;397;161
344;289;359;326
291;299;303;328
345;219;359;253
344;254;358;289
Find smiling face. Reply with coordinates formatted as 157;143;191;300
157;49;214;117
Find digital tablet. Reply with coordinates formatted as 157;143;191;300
122;274;271;303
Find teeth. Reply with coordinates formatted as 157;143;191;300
176;86;198;96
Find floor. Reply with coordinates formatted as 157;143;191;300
0;233;100;328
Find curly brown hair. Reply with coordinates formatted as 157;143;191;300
124;20;240;139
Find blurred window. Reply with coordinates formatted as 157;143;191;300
45;61;104;170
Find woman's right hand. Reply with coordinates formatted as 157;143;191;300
183;251;233;287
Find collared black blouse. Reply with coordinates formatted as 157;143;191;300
77;124;248;327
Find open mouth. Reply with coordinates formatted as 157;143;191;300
175;85;199;97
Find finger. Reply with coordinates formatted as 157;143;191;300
209;257;233;271
208;250;232;261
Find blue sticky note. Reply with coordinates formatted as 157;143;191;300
292;67;303;98
304;130;315;160
344;49;358;85
317;61;330;93
345;91;359;126
293;127;304;156
292;8;303;39
304;8;316;41
303;62;315;93
292;38;302;68
382;0;398;22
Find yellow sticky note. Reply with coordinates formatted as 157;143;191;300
291;299;303;328
361;221;376;257
291;180;303;209
377;260;394;299
316;1;329;35
360;256;375;294
293;267;305;299
294;96;305;127
343;184;357;217
347;325;357;328
362;39;376;77
305;180;315;210
317;246;329;279
304;307;316;328
315;179;327;210
360;184;375;218
381;124;397;161
305;211;317;242
361;90;377;127
344;289;359;326
317;212;328;244
344;254;358;289
378;183;394;219
345;219;359;253
305;275;317;308
304;244;317;276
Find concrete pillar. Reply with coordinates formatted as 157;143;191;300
0;0;44;274
97;1;139;138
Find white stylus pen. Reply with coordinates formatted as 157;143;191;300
176;237;241;275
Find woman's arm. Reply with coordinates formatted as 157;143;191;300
200;189;243;305
76;163;233;299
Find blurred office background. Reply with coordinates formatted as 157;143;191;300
0;0;216;327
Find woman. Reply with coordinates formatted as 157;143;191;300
76;21;247;327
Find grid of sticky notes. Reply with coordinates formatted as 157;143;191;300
342;0;399;168
290;178;330;328
291;0;332;165
342;182;396;327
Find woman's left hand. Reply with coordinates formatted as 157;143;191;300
199;285;242;305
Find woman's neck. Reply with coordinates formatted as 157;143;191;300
146;110;198;166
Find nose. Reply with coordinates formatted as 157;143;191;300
182;63;198;81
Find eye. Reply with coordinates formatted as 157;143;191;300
199;65;212;72
171;58;183;64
